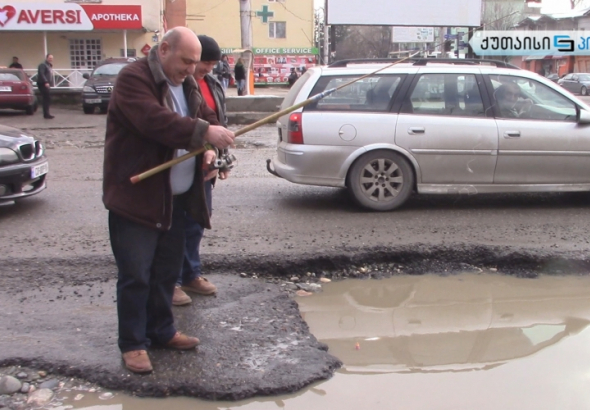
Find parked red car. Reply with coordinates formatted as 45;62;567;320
0;68;37;115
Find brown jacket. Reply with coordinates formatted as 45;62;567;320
103;45;219;231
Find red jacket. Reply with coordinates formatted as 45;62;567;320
103;45;219;230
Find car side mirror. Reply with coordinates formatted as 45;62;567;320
577;109;590;124
82;73;89;79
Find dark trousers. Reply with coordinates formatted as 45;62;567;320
108;199;185;353
39;86;51;117
179;180;212;285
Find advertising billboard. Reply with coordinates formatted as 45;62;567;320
327;0;482;27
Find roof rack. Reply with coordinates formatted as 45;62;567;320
328;58;520;70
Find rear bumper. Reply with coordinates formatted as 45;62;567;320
0;94;36;109
267;143;356;187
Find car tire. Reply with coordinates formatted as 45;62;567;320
83;105;95;114
348;150;414;211
582;86;588;96
25;105;34;115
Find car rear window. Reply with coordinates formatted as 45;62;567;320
305;74;403;112
281;70;313;109
0;72;24;81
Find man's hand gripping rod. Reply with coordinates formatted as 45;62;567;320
129;52;420;185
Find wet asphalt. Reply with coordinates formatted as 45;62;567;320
1;93;590;400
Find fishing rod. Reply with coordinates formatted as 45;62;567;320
130;51;421;184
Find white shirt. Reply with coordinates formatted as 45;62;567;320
167;82;196;195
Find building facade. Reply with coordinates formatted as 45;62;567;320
0;0;163;81
181;0;317;85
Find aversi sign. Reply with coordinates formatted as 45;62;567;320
0;3;142;30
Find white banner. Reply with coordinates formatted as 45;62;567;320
392;27;434;43
470;30;590;56
0;3;93;30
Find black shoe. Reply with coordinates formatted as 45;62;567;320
44;115;54;119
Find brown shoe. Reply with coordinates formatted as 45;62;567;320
165;331;200;350
122;350;153;373
182;277;217;295
172;286;192;306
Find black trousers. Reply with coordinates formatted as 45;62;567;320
108;198;186;352
39;86;51;117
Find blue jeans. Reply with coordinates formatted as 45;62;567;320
108;198;185;353
237;79;246;96
178;180;212;286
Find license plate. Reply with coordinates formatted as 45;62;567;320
0;86;11;92
85;99;101;104
31;162;48;179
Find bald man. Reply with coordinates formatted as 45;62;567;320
103;27;235;373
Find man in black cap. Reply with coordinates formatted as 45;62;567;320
173;34;232;306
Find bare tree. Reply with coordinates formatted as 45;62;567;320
569;0;585;9
335;26;391;60
481;0;524;31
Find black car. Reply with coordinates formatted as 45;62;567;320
81;58;136;114
0;124;48;206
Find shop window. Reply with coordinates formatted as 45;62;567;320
69;39;102;69
269;22;286;39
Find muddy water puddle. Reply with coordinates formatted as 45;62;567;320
56;273;590;409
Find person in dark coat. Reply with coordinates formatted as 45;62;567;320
9;57;23;69
288;68;299;87
172;34;230;306
37;54;54;119
234;58;246;96
103;27;235;374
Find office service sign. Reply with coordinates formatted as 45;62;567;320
0;3;142;30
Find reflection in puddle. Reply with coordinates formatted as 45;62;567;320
58;273;590;410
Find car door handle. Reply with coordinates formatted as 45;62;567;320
504;131;521;138
408;127;425;135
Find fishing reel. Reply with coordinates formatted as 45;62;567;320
209;152;237;172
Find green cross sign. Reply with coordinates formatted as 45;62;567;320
256;5;274;23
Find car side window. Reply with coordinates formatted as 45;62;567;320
402;73;484;117
563;74;573;80
491;75;577;121
309;75;402;112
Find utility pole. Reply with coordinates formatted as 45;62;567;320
240;0;253;95
322;0;329;65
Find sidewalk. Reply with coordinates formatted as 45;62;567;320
225;85;290;98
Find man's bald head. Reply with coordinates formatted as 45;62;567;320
159;27;202;85
161;27;199;51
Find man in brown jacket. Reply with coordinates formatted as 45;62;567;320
103;27;234;374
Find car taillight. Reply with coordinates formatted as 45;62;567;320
287;112;303;144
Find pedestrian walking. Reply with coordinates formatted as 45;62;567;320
214;54;231;90
234;58;246;96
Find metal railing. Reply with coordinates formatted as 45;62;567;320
23;68;92;90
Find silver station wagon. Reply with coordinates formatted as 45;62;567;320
267;59;590;211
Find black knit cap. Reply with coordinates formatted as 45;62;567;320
198;35;221;62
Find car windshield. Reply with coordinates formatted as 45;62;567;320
578;74;590;82
0;71;24;81
92;63;127;77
